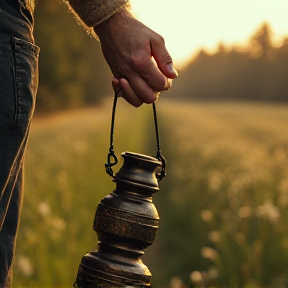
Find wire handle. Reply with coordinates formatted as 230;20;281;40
105;93;166;181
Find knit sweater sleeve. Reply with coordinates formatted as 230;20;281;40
66;0;129;28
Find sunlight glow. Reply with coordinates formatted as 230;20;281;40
130;0;288;68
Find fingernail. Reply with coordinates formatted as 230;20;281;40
168;63;178;77
167;78;173;86
163;78;172;91
154;92;160;102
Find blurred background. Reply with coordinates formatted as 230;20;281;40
12;0;288;287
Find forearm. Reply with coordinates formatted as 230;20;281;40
66;0;129;28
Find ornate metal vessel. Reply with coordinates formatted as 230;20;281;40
74;151;162;287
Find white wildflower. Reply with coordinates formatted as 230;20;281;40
37;202;51;217
201;247;219;260
255;201;280;223
16;255;34;277
170;276;185;288
201;210;213;223
49;216;67;241
51;216;66;232
190;271;203;283
208;170;223;192
208;230;221;243
238;205;252;218
207;267;219;279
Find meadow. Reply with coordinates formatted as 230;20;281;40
12;99;288;288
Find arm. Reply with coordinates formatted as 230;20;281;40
66;0;178;107
67;0;129;27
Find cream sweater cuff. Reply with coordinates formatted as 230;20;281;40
66;0;129;28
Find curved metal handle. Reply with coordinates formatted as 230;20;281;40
105;92;166;181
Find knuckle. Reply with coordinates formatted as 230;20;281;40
130;54;141;65
155;33;165;45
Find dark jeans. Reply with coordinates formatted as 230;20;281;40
0;1;39;287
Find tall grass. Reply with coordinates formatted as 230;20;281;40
148;100;288;288
12;99;288;288
12;99;156;288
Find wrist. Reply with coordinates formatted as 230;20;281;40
94;6;133;38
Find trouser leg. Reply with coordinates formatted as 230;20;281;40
0;167;24;288
0;2;38;286
0;39;39;287
0;20;39;288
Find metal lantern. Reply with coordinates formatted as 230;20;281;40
74;95;166;288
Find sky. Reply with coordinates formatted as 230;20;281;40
129;0;288;68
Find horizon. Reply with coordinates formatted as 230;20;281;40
130;0;288;69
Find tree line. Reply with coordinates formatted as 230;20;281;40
34;0;112;114
34;1;288;115
168;23;288;102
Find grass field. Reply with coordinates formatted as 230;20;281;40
12;99;288;288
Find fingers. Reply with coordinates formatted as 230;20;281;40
112;55;174;105
112;77;143;107
111;77;121;96
126;39;177;93
119;78;144;107
101;11;178;105
150;34;178;80
131;57;168;92
162;78;173;91
112;77;163;107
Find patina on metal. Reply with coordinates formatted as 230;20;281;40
74;151;162;287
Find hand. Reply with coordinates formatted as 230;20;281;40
94;8;178;107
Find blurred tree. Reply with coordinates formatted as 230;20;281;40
249;23;273;59
273;37;288;101
34;0;112;113
166;23;288;103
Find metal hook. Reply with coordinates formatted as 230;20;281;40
105;93;166;181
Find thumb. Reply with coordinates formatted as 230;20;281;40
151;38;178;79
